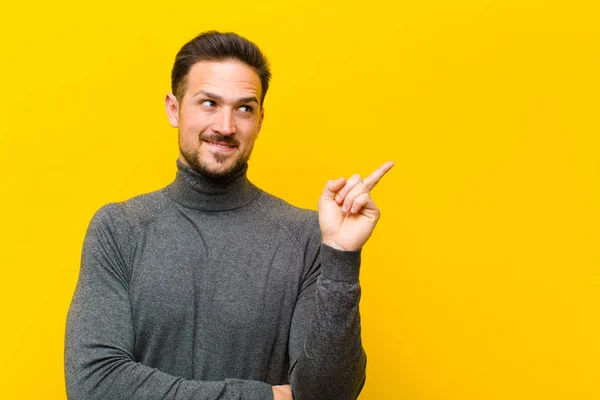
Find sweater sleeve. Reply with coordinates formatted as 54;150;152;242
287;220;367;400
65;204;273;400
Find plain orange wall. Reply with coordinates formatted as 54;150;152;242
1;0;598;399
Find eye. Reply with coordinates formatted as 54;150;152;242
201;100;216;108
238;105;253;113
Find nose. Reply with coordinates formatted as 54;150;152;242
212;108;236;136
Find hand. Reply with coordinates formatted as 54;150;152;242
272;384;293;400
319;161;394;251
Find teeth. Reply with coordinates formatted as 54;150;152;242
209;142;234;148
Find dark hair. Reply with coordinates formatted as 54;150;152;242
171;31;271;105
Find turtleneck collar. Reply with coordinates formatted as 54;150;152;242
165;160;262;211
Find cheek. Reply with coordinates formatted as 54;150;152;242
239;133;259;153
180;115;209;139
238;119;260;139
183;117;201;132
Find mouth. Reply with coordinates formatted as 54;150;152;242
203;140;237;153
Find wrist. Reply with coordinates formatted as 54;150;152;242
322;238;349;251
319;243;362;282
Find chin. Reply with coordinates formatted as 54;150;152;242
196;158;246;180
203;165;237;179
180;147;249;180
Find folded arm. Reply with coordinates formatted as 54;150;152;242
65;204;273;400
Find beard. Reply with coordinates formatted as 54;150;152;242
179;133;252;180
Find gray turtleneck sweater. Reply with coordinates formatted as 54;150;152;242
65;161;366;400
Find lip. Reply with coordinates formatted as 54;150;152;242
203;140;237;153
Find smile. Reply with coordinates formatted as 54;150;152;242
204;140;237;153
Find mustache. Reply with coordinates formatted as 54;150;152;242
199;133;239;147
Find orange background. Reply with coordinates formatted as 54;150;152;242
1;0;598;398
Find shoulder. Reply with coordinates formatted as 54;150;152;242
88;188;173;236
83;188;175;268
250;190;321;240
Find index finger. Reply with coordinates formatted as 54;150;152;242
363;161;395;190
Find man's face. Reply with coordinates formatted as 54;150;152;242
165;60;264;179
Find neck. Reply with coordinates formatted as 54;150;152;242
165;160;261;211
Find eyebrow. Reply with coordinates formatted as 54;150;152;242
193;90;259;105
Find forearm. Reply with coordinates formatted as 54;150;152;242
64;348;272;400
289;244;367;400
65;284;274;400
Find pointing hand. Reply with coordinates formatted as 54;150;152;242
318;161;394;251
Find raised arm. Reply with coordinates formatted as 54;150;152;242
287;162;394;400
65;204;273;400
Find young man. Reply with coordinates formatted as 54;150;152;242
65;31;393;400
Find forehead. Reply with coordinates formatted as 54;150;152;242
184;60;261;101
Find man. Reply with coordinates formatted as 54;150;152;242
65;31;393;400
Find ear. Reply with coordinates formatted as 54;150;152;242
165;92;180;128
257;107;265;135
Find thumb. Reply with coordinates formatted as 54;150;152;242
322;178;346;199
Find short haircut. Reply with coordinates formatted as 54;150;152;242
171;31;271;106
